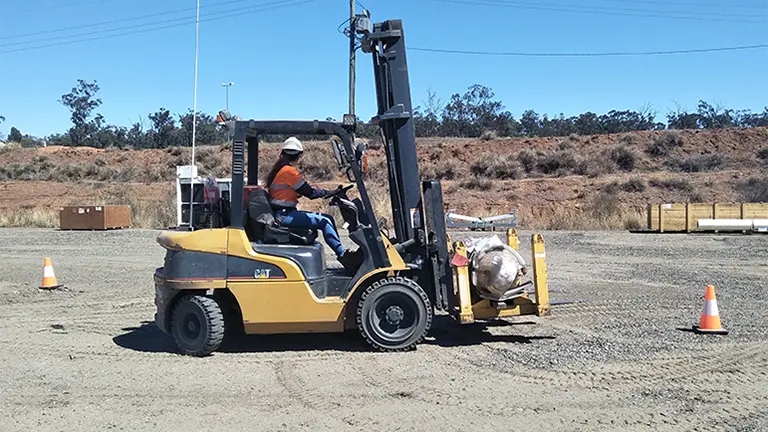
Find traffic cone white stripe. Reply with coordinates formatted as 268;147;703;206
703;299;719;317
43;266;55;278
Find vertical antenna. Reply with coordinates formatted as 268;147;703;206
348;0;355;117
189;0;201;230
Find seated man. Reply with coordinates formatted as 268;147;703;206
265;136;362;271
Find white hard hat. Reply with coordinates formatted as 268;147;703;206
282;136;303;154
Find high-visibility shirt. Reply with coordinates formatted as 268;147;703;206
268;165;306;208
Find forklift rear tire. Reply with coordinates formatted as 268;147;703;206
356;276;432;352
170;294;225;357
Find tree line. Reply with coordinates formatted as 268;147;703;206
397;84;768;139
2;80;767;148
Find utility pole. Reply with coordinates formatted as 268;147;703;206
189;0;201;231
348;0;356;118
221;82;234;142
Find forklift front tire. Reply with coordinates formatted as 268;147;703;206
356;276;432;352
170;294;225;357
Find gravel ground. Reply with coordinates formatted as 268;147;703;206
0;228;766;431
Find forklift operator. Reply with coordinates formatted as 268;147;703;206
266;137;361;269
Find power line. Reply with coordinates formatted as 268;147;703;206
498;0;765;18
1;0;303;48
427;0;766;23
0;0;312;54
409;44;768;57
14;0;125;14
1;0;266;41
599;0;766;9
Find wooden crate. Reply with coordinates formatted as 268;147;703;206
686;203;715;232
743;203;768;219
59;205;131;230
646;202;768;233
658;203;687;232
713;203;741;219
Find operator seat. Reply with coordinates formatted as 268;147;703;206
245;188;318;246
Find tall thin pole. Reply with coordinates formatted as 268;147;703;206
348;0;355;117
221;82;233;143
189;0;200;230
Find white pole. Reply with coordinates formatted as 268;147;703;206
189;0;201;230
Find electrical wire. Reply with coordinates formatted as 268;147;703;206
13;0;125;14
598;0;766;9
409;44;768;56
426;0;765;23
1;0;304;48
1;0;272;41
485;0;765;18
0;0;312;54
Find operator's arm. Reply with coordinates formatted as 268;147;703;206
295;181;330;200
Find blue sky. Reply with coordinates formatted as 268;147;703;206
0;0;766;137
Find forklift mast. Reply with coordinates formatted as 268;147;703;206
365;20;422;245
362;20;455;311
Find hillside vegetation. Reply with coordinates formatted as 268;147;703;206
1;126;766;230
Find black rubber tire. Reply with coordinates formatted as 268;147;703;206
170;294;225;357
356;276;432;352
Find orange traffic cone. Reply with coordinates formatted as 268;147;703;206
692;285;728;335
39;257;63;290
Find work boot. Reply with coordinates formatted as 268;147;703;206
338;249;364;274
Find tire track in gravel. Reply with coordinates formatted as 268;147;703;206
0;298;152;322
446;338;767;394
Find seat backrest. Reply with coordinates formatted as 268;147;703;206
246;188;273;241
246;188;317;245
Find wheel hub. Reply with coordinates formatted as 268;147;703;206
385;305;405;325
187;320;197;333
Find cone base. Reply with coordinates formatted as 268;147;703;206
39;284;63;290
692;325;729;335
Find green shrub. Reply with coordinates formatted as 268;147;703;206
471;154;522;179
669;154;723;173
460;177;493;190
757;148;768;161
608;145;637;172
736;177;768;202
649;178;693;191
646;131;683;156
516;149;538;173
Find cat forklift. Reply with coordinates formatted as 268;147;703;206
152;18;551;356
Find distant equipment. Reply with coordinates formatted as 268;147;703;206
174;165;253;230
445;208;518;231
59;205;130;230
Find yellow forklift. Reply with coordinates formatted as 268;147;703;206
153;18;551;356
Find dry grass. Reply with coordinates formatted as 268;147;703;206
421;160;458;180
737;176;768;202
524;199;645;231
668;154;724;173
759;148;768;161
298;146;338;181
0;142;22;155
460;177;493;190
0;207;59;228
470;154;523;179
649;177;693;191
99;186;176;229
646;131;683;157
0;159;175;183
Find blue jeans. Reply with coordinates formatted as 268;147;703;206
275;209;345;257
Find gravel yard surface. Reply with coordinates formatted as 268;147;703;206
0;228;766;431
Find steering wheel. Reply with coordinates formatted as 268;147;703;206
325;184;354;199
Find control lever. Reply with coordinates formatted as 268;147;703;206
394;238;417;253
